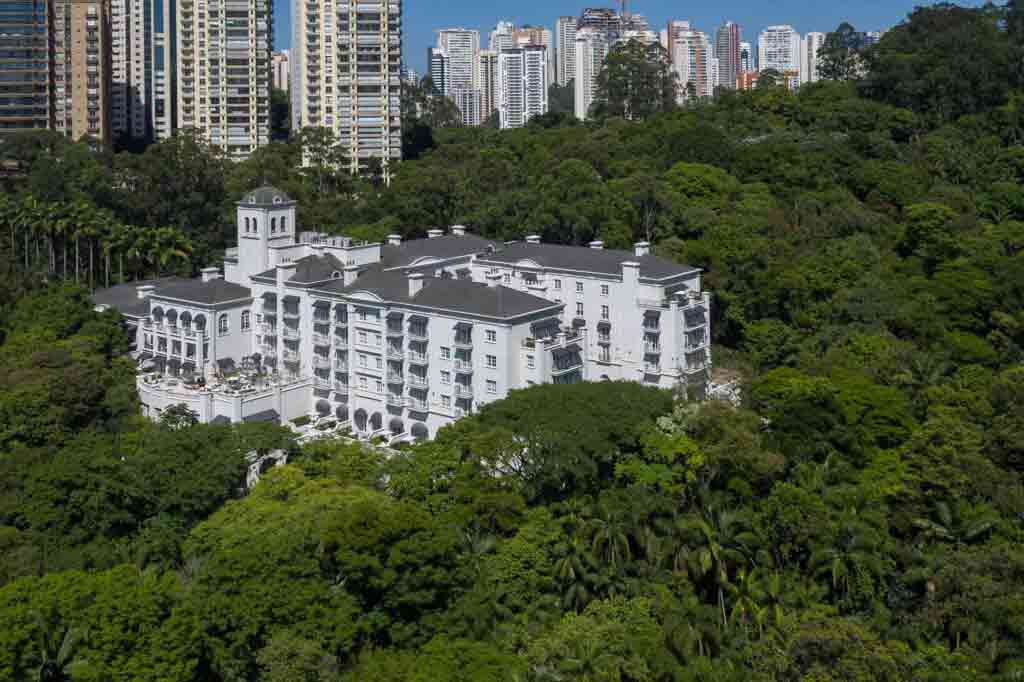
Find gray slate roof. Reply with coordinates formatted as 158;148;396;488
152;279;253;305
253;253;346;285
477;242;700;280
314;267;559;320
238;186;293;207
380;235;498;269
92;277;189;318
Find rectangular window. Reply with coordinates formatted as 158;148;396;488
440;346;451;360
576;282;584;293
601;305;609;320
527;354;535;369
359;353;367;368
554;279;561;290
358;330;368;345
486;380;497;394
576;302;584;316
186;343;196;359
485;329;497;343
172;340;181;355
441;395;451;408
441;370;451;384
158;337;166;352
486;354;497;368
359;376;368;389
375;379;384;393
503;273;511;284
373;332;381;346
601;284;609;296
375;357;383;369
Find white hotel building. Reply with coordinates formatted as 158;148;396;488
94;187;711;441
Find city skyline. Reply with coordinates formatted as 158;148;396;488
272;0;989;73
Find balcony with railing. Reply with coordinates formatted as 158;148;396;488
282;306;300;320
407;351;428;365
454;384;473;398
282;348;300;362
453;359;473;374
386;344;404;360
408;325;428;342
334;358;348;371
386;371;404;384
312;354;331;369
282;326;301;340
407;373;429;388
314;376;332;390
644;342;661;355
259;323;276;336
334;381;349;393
407;398;429;412
386;393;407;408
386;322;404;338
552;354;584;376
334;334;349;349
644;362;661;374
313;332;330;346
453;333;472;349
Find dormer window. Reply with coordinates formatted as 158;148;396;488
273;196;282;204
332;271;341;279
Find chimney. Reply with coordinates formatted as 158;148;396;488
408;272;425;297
525;235;541;244
621;261;640;288
136;284;155;299
451;225;467;237
201;267;221;283
276;260;297;287
589;240;604;250
387;234;402;246
487;273;502;288
634;241;650;257
427;228;444;239
343;264;360;286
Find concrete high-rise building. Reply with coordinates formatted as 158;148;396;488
437;28;479;92
667;22;716;100
578;8;620;38
573;28;608;120
800;32;826;84
714;21;741;91
452;87;483;126
513;25;554;86
59;0;113;143
273;50;290;92
177;0;271;161
293;0;402;175
739;41;753;72
758;25;800;74
488;21;514;53
498;45;547;129
555;16;577;86
427;47;449;95
479;49;499;120
0;0;52;136
149;0;175;142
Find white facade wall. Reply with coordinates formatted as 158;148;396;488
124;191;711;439
555;16;577;87
469;244;711;392
437;28;480;92
758;25;800;74
800;32;826;84
574;29;608;120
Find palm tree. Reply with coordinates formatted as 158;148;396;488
913;500;999;547
32;609;84;682
555;537;599;612
809;513;887;607
585;503;633;573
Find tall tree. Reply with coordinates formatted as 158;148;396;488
593;39;677;121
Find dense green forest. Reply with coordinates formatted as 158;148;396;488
2;2;1024;680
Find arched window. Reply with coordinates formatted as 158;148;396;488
218;314;229;336
281;216;287;232
244;216;250;232
241;311;251;331
271;217;277;234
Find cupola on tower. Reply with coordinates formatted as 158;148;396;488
235;186;298;283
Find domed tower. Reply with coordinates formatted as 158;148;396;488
235;186;297;283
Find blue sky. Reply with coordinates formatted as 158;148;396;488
272;0;988;73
